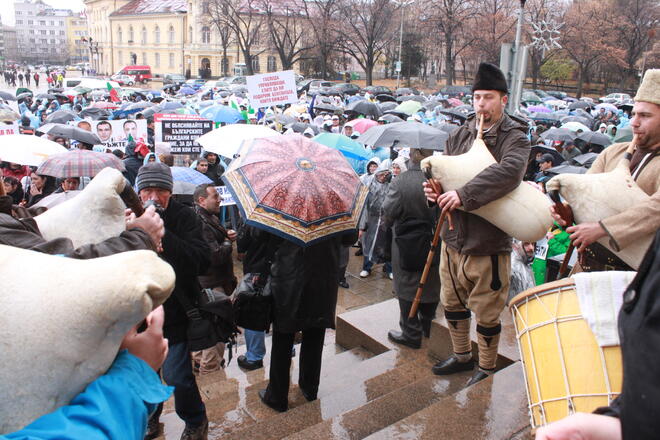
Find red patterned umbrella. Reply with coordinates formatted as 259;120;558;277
37;149;125;178
222;134;368;246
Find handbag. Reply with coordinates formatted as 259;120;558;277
232;273;273;332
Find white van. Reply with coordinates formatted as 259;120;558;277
62;77;121;90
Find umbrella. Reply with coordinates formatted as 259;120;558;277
573;109;594;120
173;181;197;195
170;166;213;185
614;125;633;143
178;86;197;96
0;108;20;122
349;118;379;134
531;144;564;165
394;100;422;115
286;122;319;135
37;149;125;177
0;135;68;166
577;131;612;147
379;114;404;123
197;124;281;158
346;101;382;118
126;101;155;111
267;113;296;125
44;110;79;124
15;88;32;97
527;105;551;113
313;133;371;160
91;101;120;110
73;86;93;95
33;190;82;209
530;112;563;123
572;152;599;168
79;107;112;120
560;116;592;127
595;103;618;112
200;105;242;124
16;92;32;100
0;91;17;101
561;121;591;133
313;102;341;113
545;99;567;108
568;101;591;110
447;98;464;107
433;122;460;135
396;95;426;103
438;108;468;122
379;101;398;111
38;123;102;145
222;134;368;246
546;164;587;175
395;88;413;96
540;127;576;142
159;101;185;111
35;93;56;100
357;121;448;150
375;94;397;102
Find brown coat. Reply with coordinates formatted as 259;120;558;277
589;142;660;252
441;113;531;255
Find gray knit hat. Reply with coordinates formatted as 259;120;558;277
137;162;173;193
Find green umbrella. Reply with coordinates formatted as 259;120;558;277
15;87;32;97
73;86;93;94
394;100;422;115
613;125;633;143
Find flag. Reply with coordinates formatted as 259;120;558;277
106;82;120;103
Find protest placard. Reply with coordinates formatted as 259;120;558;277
246;70;298;108
154;113;213;155
216;186;236;206
76;119;147;152
0;122;20;136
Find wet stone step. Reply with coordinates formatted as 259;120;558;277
364;362;529;440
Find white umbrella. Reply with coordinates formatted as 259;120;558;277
561;121;591;133
0;135;68;166
196;124;281;158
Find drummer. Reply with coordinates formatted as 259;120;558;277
551;69;660;271
423;63;531;385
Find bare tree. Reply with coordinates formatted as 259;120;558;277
428;0;478;85
472;0;516;64
261;0;315;71
207;0;265;75
300;0;342;79
338;0;397;85
523;0;566;89
205;1;236;76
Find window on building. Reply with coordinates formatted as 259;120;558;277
267;55;277;72
50;30;55;35
141;26;147;44
27;20;33;25
39;20;46;26
40;30;46;35
51;47;56;53
202;1;210;13
29;29;34;34
40;38;47;44
201;26;210;44
117;26;122;43
154;25;160;44
155;53;160;67
118;50;122;65
168;25;175;44
29;38;35;43
59;21;63;26
221;57;229;75
142;52;147;65
60;30;64;35
49;20;54;26
16;20;23;25
16;10;21;15
169;53;175;68
50;39;56;43
189;26;193;43
129;26;134;42
251;56;260;73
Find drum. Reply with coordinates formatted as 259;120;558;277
509;278;623;429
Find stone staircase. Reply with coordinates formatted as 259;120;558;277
158;298;531;440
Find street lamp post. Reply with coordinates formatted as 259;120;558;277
394;0;414;90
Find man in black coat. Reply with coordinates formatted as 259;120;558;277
137;163;211;440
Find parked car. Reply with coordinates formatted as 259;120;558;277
546;90;568;100
204;80;231;91
521;91;543;106
110;74;136;86
306;80;336;96
184;78;206;90
437;85;471;98
223;76;247;85
531;89;553;100
363;85;393;95
599;92;631;105
163;73;186;85
328;82;361;96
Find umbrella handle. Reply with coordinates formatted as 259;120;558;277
120;184;144;217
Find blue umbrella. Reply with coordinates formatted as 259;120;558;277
313;132;371;160
170;166;213;185
159;101;184;111
179;86;196;96
200;105;243;124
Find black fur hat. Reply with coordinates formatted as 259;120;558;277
472;63;508;94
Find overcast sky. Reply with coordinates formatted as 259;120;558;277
2;0;86;25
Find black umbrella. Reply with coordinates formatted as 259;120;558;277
577;131;612;147
346;100;382;118
375;94;397;103
531;144;564;164
39;123;102;145
395;87;414;96
396;95;426;103
286;122;319;134
379;114;404;123
54;93;71;102
379;101;398;112
433;122;460;135
36;93;56;100
79;107;112;120
383;109;410;120
314;102;341;113
568;101;592;110
48;88;64;94
540;127;576;142
268;113;296;125
571;152;599;168
546;164;587;175
531;112;563;123
560;115;592;126
126;101;155;111
44;109;78;124
438;109;468;122
357;121;448;150
0;91;17;101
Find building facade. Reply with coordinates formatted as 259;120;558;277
2;26;19;65
14;0;72;65
66;14;90;64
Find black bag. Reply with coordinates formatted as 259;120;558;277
198;288;238;344
185;308;220;352
395;218;438;272
232;273;273;332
